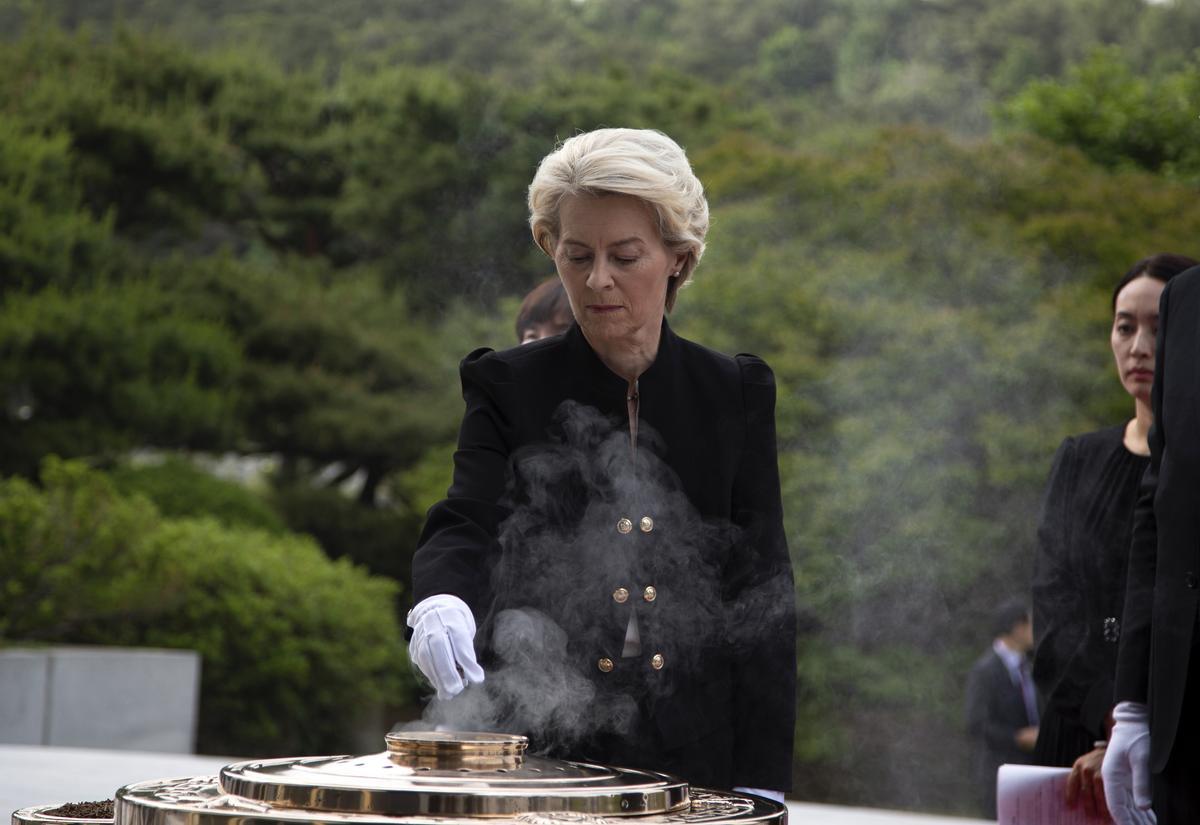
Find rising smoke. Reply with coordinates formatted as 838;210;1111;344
406;399;791;758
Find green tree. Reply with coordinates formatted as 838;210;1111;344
0;124;116;294
1002;47;1200;183
0;282;241;477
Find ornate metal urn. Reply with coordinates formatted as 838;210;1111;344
11;731;786;825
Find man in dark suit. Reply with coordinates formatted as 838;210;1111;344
1104;266;1200;825
966;599;1040;819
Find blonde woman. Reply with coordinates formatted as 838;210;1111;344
407;129;795;800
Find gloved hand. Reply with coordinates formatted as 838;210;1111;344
407;594;486;700
1101;701;1156;825
732;787;785;804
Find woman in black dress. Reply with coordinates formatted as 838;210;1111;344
1032;253;1197;814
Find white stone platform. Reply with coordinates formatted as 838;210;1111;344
0;745;990;825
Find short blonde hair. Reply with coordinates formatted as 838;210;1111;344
527;128;709;311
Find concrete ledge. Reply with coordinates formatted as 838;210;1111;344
0;647;200;752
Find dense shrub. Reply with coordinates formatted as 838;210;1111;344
110;455;286;534
272;483;420;599
0;458;163;641
0;457;412;755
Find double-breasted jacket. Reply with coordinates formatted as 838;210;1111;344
411;319;796;791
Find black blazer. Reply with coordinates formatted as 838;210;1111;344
411;320;796;791
1115;266;1200;771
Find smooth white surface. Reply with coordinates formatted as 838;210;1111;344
787;802;991;824
1;744;229;813
0;745;991;825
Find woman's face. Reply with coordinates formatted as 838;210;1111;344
1111;275;1165;405
553;193;685;348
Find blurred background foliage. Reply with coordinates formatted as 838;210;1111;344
1;0;1198;813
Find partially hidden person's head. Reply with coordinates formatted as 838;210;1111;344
992;598;1032;653
527;128;709;345
516;277;573;344
1110;253;1198;405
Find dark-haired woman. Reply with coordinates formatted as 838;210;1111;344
1032;253;1198;817
515;277;573;344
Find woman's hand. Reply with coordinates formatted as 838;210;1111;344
1015;725;1039;752
1066;744;1110;820
407;594;486;700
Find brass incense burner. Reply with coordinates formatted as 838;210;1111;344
11;731;786;825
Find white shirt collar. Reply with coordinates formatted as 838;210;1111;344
993;638;1026;677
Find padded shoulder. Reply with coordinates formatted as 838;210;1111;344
469;334;569;385
464;346;494;364
734;352;776;387
460;346;516;386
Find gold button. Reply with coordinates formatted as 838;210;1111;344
643;586;657;602
650;653;664;670
613;587;629;604
640;516;654;533
598;657;614;673
617;518;633;534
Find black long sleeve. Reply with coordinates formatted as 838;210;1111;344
728;354;796;791
1031;426;1147;764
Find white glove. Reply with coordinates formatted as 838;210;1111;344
1101;701;1156;825
407;594;486;700
732;787;785;804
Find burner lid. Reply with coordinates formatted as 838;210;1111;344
11;731;787;825
216;732;689;817
102;777;780;825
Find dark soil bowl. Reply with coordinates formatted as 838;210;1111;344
11;802;114;825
